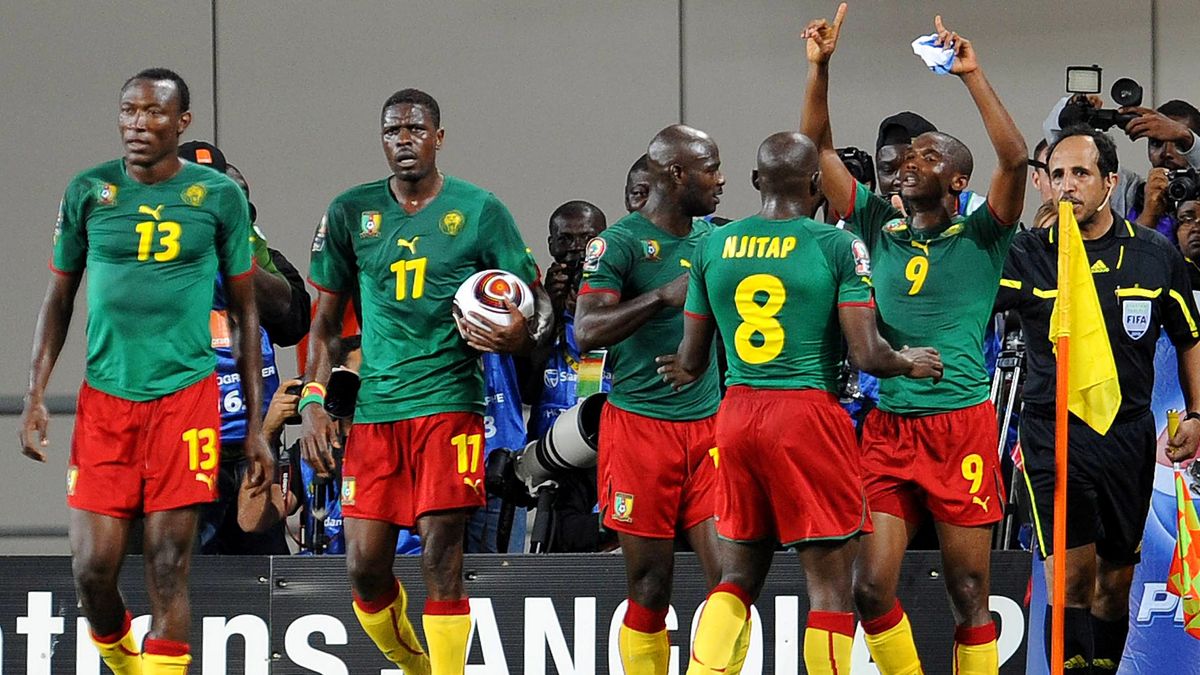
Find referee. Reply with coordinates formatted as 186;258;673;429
997;125;1200;673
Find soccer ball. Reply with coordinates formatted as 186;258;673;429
453;269;535;331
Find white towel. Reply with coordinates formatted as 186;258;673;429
911;33;955;75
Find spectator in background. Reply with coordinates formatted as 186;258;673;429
466;352;529;553
179;142;313;555
1030;138;1054;205
625;154;651;213
1176;197;1200;289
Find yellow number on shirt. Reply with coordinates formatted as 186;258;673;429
733;274;786;365
183;427;219;471
961;453;983;494
452;433;483;474
135;221;182;262
905;256;929;295
390;257;428;300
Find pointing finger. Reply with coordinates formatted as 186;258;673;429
831;2;847;33
934;15;946;34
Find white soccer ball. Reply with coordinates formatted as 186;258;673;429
453;269;535;331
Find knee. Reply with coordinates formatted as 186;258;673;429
146;540;189;595
346;548;392;594
629;565;672;610
852;573;894;619
1093;573;1133;619
72;553;120;599
945;570;990;616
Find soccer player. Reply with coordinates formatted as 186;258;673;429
301;88;542;675
575;124;747;675
661;130;942;674
802;6;1027;673
19;68;271;675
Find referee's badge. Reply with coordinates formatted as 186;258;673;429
1122;299;1151;340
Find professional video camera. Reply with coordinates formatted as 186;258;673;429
1057;65;1143;132
486;392;606;552
1168;168;1200;204
837;146;875;190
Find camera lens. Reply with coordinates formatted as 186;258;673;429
1110;77;1143;108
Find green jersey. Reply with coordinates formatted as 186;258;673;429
579;213;719;420
308;175;537;424
843;182;1015;415
52;159;253;401
685;215;873;392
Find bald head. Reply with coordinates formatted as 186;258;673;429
647;124;718;172
920;131;974;177
643;124;724;217
756;131;818;184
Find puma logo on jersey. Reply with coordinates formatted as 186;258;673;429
195;473;215;492
679;259;692;268
463;477;483;496
972;495;991;512
396;236;420;254
139;204;166;220
1090;259;1110;273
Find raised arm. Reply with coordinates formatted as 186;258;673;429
934;15;1027;223
800;3;856;218
19;272;82;462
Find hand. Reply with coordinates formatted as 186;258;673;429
656;273;689;308
901;346;943;382
1141;167;1171;219
802;2;847;65
264;378;302;439
1168;417;1200;463
933;15;978;75
1121;106;1194;145
299;402;340;479
655;354;697;391
242;431;275;489
545;262;573;311
457;301;532;353
19;395;49;462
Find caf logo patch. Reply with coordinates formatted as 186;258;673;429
97;183;118;206
440;210;465;236
181;183;207;207
852;239;872;276
582;237;606;272
642;239;661;261
360;211;382;238
311;216;328;252
341;477;357;506
613;492;634;523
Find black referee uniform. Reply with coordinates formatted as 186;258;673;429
996;215;1200;564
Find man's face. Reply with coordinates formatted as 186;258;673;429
381;103;443;182
625;169;650;213
1031;146;1054;204
119;79;189;168
875;143;908;195
1177;200;1200;260
896;134;959;201
678;142;725;217
548;213;605;267
1149;115;1193;170
1049;135;1117;227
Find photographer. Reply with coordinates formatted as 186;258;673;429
997;125;1200;672
1044;95;1200;242
1176;196;1200;289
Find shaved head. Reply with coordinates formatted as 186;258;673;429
647;124;717;173
642;124;724;218
756;131;818;185
921;131;974;178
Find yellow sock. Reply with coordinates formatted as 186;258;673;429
353;582;430;675
423;599;472;675
91;615;141;675
140;638;190;675
725;619;753;675
688;588;750;674
619;624;670;675
863;602;923;675
803;611;854;675
952;623;998;675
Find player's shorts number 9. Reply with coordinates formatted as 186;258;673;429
905;256;929;295
960;453;983;494
733;274;786;365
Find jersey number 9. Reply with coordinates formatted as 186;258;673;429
905;256;929;295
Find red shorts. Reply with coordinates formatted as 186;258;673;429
597;403;717;539
341;412;486;527
861;401;1005;527
68;376;221;518
715;387;871;545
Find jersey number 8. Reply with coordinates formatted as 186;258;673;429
733;274;786;365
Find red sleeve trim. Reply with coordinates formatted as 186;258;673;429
47;259;81;277
306;277;346;295
225;259;257;283
528;277;542;290
838;299;876;309
837;182;861;221
986;201;1017;228
578;283;620;300
683;310;711;321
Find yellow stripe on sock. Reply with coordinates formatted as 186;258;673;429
803;627;853;675
688;591;748;673
92;628;142;675
353;585;430;674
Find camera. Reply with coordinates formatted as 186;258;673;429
1167;168;1200;204
1058;65;1143;132
837;146;875;190
283;367;361;425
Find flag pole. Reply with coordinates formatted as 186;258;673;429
1051;203;1072;675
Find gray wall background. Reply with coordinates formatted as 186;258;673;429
1;1;1197;551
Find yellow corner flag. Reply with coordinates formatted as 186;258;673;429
1049;201;1122;435
1168;468;1200;639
